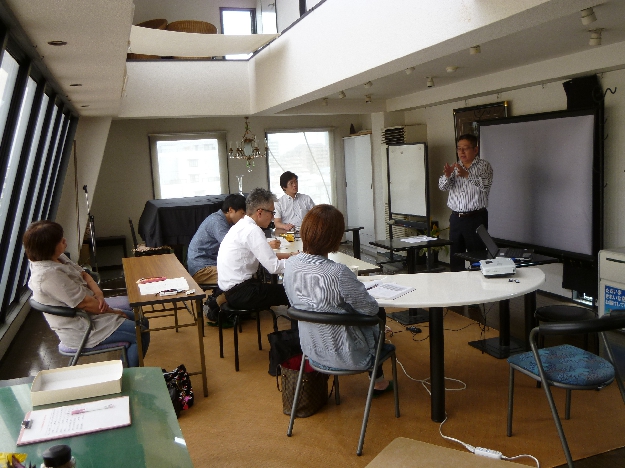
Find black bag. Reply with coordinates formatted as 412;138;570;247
163;364;194;418
267;328;302;377
278;354;329;418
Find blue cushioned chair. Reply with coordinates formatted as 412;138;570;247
29;298;129;367
507;312;625;468
286;307;400;456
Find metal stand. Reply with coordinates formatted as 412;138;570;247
387;308;429;325
83;185;98;273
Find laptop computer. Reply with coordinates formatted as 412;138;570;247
476;224;533;260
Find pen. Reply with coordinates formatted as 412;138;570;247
71;403;114;415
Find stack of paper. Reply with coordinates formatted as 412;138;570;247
365;281;415;300
137;277;189;295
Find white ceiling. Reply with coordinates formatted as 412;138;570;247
5;0;625;118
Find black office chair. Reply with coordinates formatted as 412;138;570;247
507;313;625;468
29;298;129;367
286;307;400;456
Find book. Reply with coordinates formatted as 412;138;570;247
365;281;415;300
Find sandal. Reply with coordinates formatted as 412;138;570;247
373;381;394;397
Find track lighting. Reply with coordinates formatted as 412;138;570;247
365;94;372;104
405;67;415;75
338;90;346;99
470;45;481;55
321;98;328;106
581;7;596;25
446;66;458;73
364;81;373;88
426;77;434;88
589;29;603;46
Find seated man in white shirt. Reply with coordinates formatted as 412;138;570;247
217;188;297;312
273;171;315;231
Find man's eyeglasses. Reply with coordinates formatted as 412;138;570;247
260;208;276;216
457;146;475;153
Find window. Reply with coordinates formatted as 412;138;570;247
267;131;333;205
149;134;228;199
220;8;256;60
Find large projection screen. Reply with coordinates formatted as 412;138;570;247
480;112;595;257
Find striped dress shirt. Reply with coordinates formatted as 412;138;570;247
283;253;380;370
438;157;493;212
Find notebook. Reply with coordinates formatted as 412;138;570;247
476;225;533;260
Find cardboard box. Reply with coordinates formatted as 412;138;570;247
31;360;123;406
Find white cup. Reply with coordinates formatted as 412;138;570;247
348;265;359;276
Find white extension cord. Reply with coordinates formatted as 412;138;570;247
439;415;540;467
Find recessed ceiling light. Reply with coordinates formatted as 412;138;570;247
405;67;415;75
47;40;67;46
364;81;373;88
581;7;597;26
426;77;434;88
80;105;90;108
446;66;458;73
470;45;481;55
69;83;82;87
338;90;346;99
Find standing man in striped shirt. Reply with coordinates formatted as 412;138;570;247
439;134;493;271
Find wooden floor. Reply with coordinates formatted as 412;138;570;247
2;250;624;467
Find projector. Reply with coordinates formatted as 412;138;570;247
480;258;516;277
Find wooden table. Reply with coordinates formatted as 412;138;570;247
123;254;208;397
362;268;545;422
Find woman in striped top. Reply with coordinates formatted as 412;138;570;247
283;204;392;393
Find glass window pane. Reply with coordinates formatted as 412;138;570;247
0;76;37;243
154;138;222;198
222;9;253;60
6;92;49;302
0;52;19;148
42;114;69;219
268;131;332;205
36;109;63;220
31;103;58;221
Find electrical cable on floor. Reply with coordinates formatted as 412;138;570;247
439;414;540;467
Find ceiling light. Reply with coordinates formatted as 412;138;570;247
322;98;328;106
69;83;82;87
589;28;603;46
47;40;67;46
581;7;597;25
80;105;90;108
364;81;373;88
365;94;372;104
426;77;434;88
446;66;458;73
228;117;267;172
338;90;346;99
405;67;415;75
470;45;481;55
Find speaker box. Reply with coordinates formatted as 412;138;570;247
562;75;602;110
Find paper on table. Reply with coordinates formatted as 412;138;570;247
367;282;415;300
401;235;438;243
138;277;189;295
17;396;130;445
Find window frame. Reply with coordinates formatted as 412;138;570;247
148;132;229;199
219;7;257;34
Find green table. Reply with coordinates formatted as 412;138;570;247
0;367;193;467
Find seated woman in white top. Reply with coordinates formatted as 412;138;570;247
283;205;392;393
273;171;315;231
23;220;149;367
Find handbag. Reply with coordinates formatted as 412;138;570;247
163;364;194;418
267;328;302;377
278;354;329;418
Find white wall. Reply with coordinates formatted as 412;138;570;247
90;114;364;254
55;117;112;260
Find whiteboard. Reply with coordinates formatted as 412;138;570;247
387;144;427;217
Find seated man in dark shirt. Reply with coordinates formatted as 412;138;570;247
187;194;247;321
